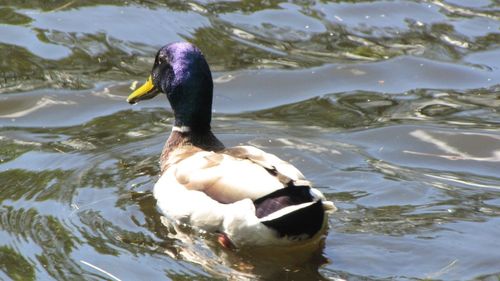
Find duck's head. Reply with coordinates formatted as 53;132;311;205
127;42;214;132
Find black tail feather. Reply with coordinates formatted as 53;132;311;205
253;185;325;239
253;185;313;218
261;200;325;238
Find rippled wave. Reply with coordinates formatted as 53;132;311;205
1;0;499;280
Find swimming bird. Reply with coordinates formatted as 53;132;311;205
127;42;336;248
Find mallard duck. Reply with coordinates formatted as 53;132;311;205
127;42;336;248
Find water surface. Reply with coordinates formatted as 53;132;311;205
1;1;499;280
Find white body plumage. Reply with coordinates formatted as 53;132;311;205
154;145;336;247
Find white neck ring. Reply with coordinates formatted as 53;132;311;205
172;126;191;133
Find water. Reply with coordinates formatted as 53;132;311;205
0;1;499;280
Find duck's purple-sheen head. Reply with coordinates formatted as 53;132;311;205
127;42;214;131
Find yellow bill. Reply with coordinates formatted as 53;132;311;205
127;75;160;104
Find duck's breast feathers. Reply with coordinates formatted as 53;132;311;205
163;145;313;204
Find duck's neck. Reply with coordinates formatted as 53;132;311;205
160;125;224;173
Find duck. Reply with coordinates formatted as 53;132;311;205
127;42;336;248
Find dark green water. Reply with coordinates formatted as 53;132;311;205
1;1;499;280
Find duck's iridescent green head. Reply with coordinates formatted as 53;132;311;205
128;42;214;132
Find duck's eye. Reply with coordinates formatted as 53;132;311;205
152;69;162;82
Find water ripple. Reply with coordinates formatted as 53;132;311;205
1;1;500;280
